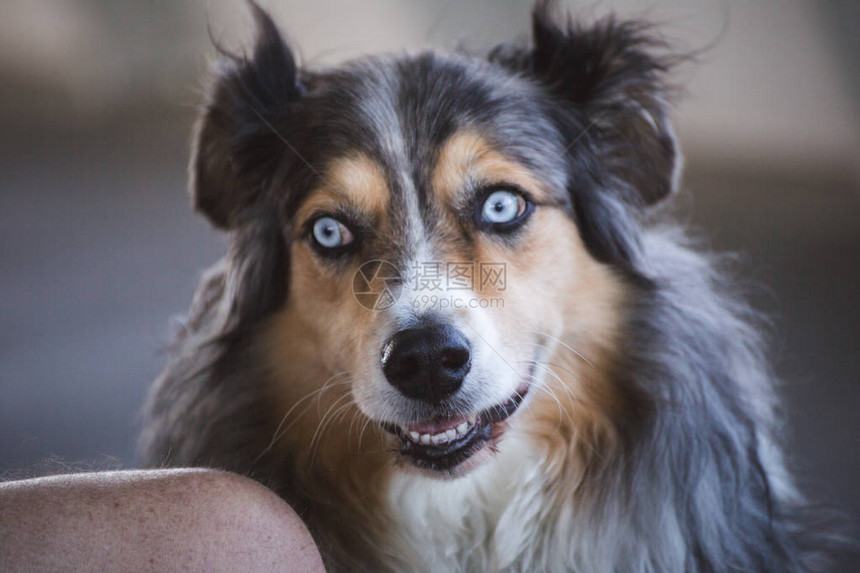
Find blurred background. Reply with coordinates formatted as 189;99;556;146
1;0;857;568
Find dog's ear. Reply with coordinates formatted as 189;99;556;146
191;3;304;229
491;1;681;207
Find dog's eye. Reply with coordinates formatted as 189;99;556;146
311;216;354;250
478;189;531;230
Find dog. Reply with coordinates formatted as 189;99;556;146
140;2;830;571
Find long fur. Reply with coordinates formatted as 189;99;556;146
139;2;837;571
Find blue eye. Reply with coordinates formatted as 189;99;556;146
480;190;527;226
312;216;354;249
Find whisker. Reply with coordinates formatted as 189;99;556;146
525;330;594;367
347;408;363;449
288;377;352;437
309;397;357;467
534;383;567;429
357;413;376;452
531;363;573;429
528;361;608;463
253;372;352;463
308;392;354;466
517;357;582;405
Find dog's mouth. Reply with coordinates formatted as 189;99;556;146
380;385;528;473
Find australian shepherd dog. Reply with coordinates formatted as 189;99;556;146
140;2;830;571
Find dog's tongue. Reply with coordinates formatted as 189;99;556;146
407;415;468;434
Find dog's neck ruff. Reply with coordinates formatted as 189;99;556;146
386;430;547;572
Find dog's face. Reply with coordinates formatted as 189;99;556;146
192;5;679;477
282;125;620;476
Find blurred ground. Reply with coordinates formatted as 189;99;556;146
0;0;858;569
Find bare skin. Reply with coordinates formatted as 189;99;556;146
0;468;325;573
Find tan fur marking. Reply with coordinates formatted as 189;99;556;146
435;131;630;476
295;154;390;226
510;218;628;501
264;290;397;569
262;151;400;567
432;131;554;206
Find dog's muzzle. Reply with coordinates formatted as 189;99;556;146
377;320;530;473
381;322;471;404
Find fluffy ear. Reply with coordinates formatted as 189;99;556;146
191;3;304;229
493;1;681;207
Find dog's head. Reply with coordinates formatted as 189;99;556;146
192;2;680;478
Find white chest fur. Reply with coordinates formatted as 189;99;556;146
386;433;561;573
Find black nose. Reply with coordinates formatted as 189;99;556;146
381;324;471;404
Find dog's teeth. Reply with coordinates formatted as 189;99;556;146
412;420;474;446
